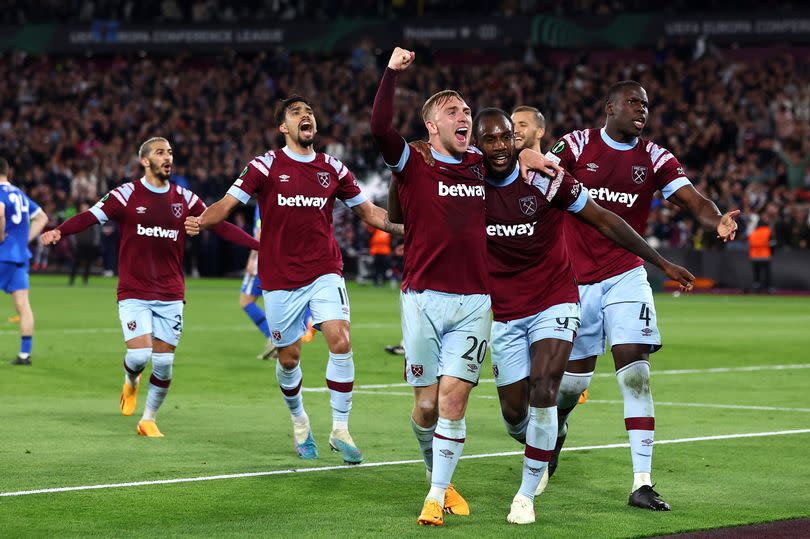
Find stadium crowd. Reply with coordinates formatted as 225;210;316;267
0;40;808;276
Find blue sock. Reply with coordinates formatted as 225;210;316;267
20;335;33;357
243;303;271;338
304;306;313;326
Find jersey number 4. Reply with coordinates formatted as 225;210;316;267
638;304;652;327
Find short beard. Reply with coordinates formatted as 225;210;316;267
297;135;314;148
151;163;170;180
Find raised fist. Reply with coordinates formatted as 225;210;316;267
388;47;415;71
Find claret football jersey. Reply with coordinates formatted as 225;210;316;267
485;164;586;321
389;144;489;295
555;128;691;284
227;146;367;291
91;178;204;301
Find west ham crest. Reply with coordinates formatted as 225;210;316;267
317;171;331;188
127;320;137;331
632;165;648;184
272;330;282;341
519;195;537;216
472;164;484;181
171;203;184;218
411;364;424;378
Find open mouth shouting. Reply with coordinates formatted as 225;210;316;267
454;126;469;144
632;116;646;130
299;119;314;135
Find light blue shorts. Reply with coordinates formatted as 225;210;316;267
569;266;661;361
240;272;262;297
491;302;580;387
401;289;492;387
0;261;29;294
263;273;349;347
118;299;184;346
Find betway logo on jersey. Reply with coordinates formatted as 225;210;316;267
277;193;328;208
587;187;639;208
486;221;536;237
438;181;485;198
136;224;180;241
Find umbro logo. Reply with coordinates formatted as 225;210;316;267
439;449;454;457
279;174;290;182
586;162;599;172
136;206;147;214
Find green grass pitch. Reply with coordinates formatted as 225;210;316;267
1;275;809;537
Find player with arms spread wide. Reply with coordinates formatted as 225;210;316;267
471;108;693;524
371;48;561;526
40;137;259;437
186;96;401;465
549;81;739;510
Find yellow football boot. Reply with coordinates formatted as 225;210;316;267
119;375;140;416
443;484;470;515
301;321;316;343
417;499;444;526
136;419;164;437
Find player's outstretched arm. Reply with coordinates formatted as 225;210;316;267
667;185;739;242
209;220;260;251
351;200;404;236
370;48;414;167
574;197;695;291
41;211;100;245
186;194;241;236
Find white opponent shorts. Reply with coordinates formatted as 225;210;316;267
401;289;492;387
118;299;184;347
491;302;581;387
569;265;661;361
263;273;350;347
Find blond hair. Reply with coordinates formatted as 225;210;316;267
139;137;170;158
422;90;466;123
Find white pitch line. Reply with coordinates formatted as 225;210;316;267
348;392;810;412
586;399;810;413
302;363;810;393
2;428;809;498
0;322;398;336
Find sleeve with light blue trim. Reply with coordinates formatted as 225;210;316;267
227;185;251;204
385;142;410;173
566;188;589;214
89;206;109;224
661;177;692;200
343;193;368;208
